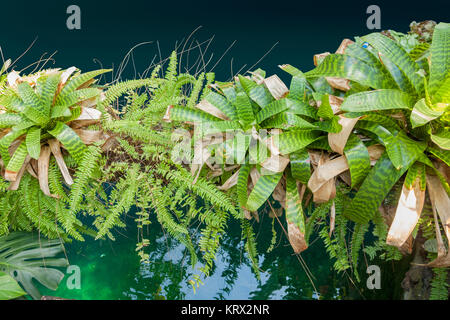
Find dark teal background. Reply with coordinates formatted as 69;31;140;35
1;0;448;81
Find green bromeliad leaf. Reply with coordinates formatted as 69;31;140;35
410;98;443;128
169;105;220;122
0;114;23;128
428;146;450;166
344;134;371;187
305;54;394;89
256;99;290;123
317;94;334;119
344;152;412;224
340;89;414;112
48;122;87;163
6;141;28;174
433;74;450;103
37;73;61;115
290;149;311;184
246;171;282;212
428;23;450;95
260;112;317;130
286;172;306;234
384;131;427;170
275;130;320;154
0;129;26;166
204;92;237;120
234;91;255;124
56;69;111;104
17;82;44;113
362;33;424;95
25;126;41;160
430;130;450;150
237;164;251;208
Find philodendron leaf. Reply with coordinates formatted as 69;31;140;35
246;171;282;212
0;271;26;300
25;127;41;160
430;130;450;150
0;232;68;300
410;98;443;128
341;89;414;112
344;151;416;224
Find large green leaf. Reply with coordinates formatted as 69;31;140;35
260;112;317;130
428;22;450;94
0;271;26;300
341;89;413;112
48;122;87;163
246;171;282;212
0;129;26;166
17;82;44;114
0;114;24;128
0;232;68;300
344;152;412;223
38;73;61;115
428;146;450;166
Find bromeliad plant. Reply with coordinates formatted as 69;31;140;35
0;63;110;195
305;22;450;267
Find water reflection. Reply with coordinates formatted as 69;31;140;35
39;210;402;300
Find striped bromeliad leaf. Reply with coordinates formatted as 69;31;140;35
362;33;424;95
305;54;393;89
255;99;291;123
166;105;220;122
344;134;371;187
317;94;334;120
430;130;450;150
17;82;45;115
384;131;427;170
0;114;24;128
290;149;311;184
285;171;307;253
234;91;255;124
5;140;28;177
286;99;317;118
275;130;321;154
0;129;26;166
56;69;111;104
410;98;444;128
246;171;283;212
428;146;450;166
56;88;102;109
204;92;237;120
25;126;41;160
428;23;450;95
237;164;251;208
238;75;274;108
356;121;395;145
260;112;317;130
433;75;450;103
48;122;87;163
344;152;413;224
222;132;251;164
340;89;414;112
37;73;61;115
